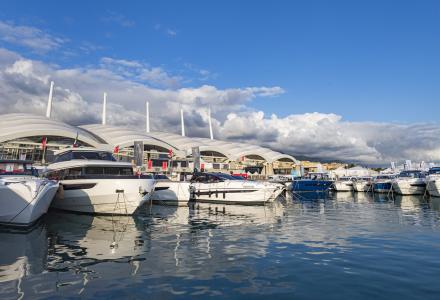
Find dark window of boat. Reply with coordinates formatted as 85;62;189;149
72;151;116;161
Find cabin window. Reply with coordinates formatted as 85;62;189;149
65;167;83;179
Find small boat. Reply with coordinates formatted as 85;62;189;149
372;174;396;193
150;174;191;206
44;148;155;215
190;172;284;205
353;176;373;192
0;159;59;226
333;176;356;192
291;172;333;192
392;170;426;195
425;167;440;197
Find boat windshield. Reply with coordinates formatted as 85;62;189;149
428;168;440;175
376;175;393;180
153;174;170;180
213;173;243;180
399;171;424;178
54;151;116;162
305;173;330;180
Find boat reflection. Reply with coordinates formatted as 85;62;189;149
0;224;47;299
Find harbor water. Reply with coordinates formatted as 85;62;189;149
1;192;440;299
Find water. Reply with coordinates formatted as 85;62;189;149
1;192;440;299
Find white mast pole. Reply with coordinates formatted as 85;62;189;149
208;106;214;140
46;81;54;118
102;92;107;125
180;108;185;137
146;101;150;133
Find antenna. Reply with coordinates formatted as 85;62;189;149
46;81;54;118
208;107;214;140
102;92;107;125
146;101;150;133
180;108;185;137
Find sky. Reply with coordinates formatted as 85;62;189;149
0;0;439;164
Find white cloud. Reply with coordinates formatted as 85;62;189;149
1;47;439;164
219;111;440;164
166;29;177;36
101;11;135;27
0;21;67;53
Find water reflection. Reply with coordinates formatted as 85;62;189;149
0;195;440;299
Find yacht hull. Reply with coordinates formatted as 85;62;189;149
291;180;333;192
392;180;426;195
0;179;59;226
353;181;371;192
426;178;440;197
151;181;191;206
51;179;155;215
333;181;353;192
373;182;392;193
190;181;284;205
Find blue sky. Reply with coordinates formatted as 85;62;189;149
1;0;439;123
1;1;440;163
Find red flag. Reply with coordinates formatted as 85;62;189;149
41;137;47;149
113;145;119;154
168;148;173;158
147;160;153;169
162;161;168;170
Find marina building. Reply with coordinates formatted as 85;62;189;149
0;113;298;176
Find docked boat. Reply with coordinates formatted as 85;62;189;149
372;174;396;193
0;159;59;226
353;176;373;192
190;172;284;205
150;174;191;206
425;167;440;197
333;176;356;192
44;148;155;215
291;172;333;192
392;170;426;195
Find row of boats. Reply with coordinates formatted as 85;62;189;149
287;169;440;196
0;148;285;227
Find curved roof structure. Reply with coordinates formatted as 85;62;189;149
0;113;297;164
0;113;105;148
147;131;298;164
80;124;185;156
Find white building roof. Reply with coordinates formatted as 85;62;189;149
0;113;105;148
0;113;297;164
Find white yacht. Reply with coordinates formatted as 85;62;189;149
0;159;59;226
44;148;155;215
425;167;440;197
150;174;191;206
333;176;355;192
190;172;284;205
353;176;373;192
392;170;426;195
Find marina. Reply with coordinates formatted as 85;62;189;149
1;1;440;299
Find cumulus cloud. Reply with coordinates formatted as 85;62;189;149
219;111;440;164
0;21;66;53
1;46;439;164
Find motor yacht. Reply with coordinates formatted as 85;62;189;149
425;167;440;197
372;174;396;193
291;172;333;192
0;159;59;226
392;170;426;195
353;176;373;192
149;174;191;206
333;176;356;192
190;172;284;205
44;148;155;215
